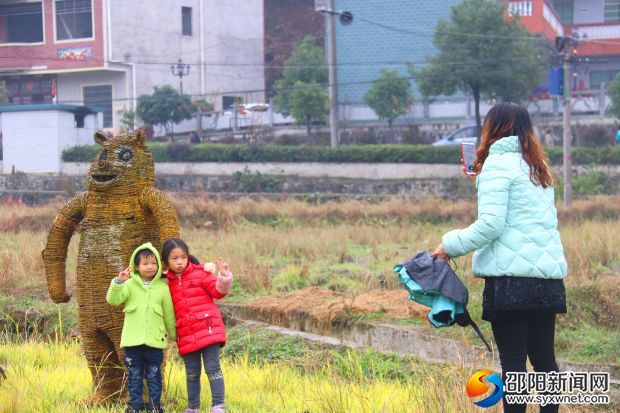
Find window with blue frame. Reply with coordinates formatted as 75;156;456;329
552;0;574;24
605;0;620;22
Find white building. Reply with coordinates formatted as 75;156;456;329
0;104;103;174
0;0;265;129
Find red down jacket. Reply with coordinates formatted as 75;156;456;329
166;262;227;356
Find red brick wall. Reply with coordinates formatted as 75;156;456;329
263;0;324;97
0;0;104;72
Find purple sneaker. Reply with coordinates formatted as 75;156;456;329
183;409;201;413
211;405;226;413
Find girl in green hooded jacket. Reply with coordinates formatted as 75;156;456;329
106;242;176;413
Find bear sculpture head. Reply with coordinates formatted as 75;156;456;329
88;129;155;192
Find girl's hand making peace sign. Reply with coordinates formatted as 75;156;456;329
117;267;131;283
214;258;233;295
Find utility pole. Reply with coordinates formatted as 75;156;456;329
317;3;352;147
562;45;572;207
325;0;339;148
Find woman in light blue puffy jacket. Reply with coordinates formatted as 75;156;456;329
432;103;567;413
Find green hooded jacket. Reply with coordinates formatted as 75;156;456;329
106;242;176;348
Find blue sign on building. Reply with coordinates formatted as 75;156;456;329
549;67;564;96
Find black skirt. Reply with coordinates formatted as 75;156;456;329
482;276;567;321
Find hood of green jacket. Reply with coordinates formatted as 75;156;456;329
129;242;163;284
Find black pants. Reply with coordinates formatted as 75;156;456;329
491;314;559;413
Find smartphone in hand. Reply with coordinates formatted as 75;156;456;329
461;142;477;176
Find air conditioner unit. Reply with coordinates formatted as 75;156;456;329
114;103;126;112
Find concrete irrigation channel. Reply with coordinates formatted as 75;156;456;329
219;302;620;402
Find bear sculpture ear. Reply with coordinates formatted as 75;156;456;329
94;131;109;146
132;129;147;147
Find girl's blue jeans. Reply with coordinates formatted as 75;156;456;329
124;345;164;409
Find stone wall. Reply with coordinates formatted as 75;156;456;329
2;161;619;204
0;172;477;204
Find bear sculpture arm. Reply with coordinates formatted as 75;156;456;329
139;187;180;244
43;192;88;303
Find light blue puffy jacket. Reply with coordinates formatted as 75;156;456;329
442;136;567;279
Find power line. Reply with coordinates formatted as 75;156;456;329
45;58;557;106
0;51;555;69
353;14;549;42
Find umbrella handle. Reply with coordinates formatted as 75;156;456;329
470;321;493;353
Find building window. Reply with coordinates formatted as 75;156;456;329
75;114;85;128
55;0;93;41
605;0;620;22
3;76;54;104
222;95;242;110
0;2;44;44
552;0;574;24
182;7;192;36
84;85;112;127
590;70;619;91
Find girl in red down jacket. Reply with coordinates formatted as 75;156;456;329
162;238;233;413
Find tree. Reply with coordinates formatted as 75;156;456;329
412;0;550;142
273;36;329;144
288;81;328;142
364;69;413;138
607;73;620;118
120;109;136;131
136;85;193;138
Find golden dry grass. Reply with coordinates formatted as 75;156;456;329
1;196;619;298
0;340;610;413
3;194;620;233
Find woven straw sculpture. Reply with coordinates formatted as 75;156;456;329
43;129;179;403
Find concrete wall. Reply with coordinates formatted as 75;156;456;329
56;70;127;128
2;111;63;174
4;161;620;204
203;0;265;110
109;0;202;99
573;0;604;24
62;162;464;179
106;0;264;113
59;161;620;179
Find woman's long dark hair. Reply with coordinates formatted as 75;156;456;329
474;103;553;188
161;238;200;267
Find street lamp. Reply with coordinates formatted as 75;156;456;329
170;59;190;94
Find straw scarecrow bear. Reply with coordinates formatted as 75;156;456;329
43;129;179;403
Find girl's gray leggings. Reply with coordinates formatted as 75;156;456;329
182;344;225;408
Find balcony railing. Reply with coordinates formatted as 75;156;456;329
542;1;564;36
508;1;533;16
573;24;620;40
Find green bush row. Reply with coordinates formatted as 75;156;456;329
61;143;620;164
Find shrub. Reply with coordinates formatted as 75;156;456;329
573;172;610;195
62;145;100;162
62;143;620;164
272;265;307;292
232;168;282;192
577;125;614;147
